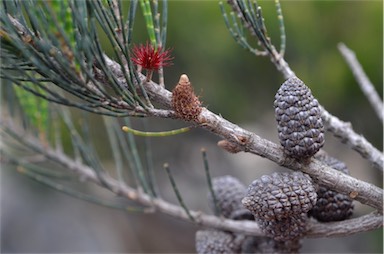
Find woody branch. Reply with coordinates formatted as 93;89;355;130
1;117;382;237
99;55;383;212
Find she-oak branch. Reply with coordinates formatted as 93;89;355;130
101;55;383;213
1;118;382;237
2;12;382;239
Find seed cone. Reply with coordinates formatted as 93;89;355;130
242;172;317;220
310;154;354;222
209;175;253;220
195;230;244;254
274;77;324;159
242;236;302;253
243;171;317;241
257;213;308;241
172;74;202;121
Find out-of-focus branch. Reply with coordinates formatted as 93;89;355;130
306;211;383;238
1;118;382;237
338;43;383;122
321;107;383;172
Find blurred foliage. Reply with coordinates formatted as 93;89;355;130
13;83;49;134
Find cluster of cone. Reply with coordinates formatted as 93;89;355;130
196;155;353;253
193;77;353;253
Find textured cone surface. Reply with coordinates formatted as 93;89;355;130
209;175;253;220
310;154;354;222
241;236;302;253
274;77;324;159
242;171;317;220
273;238;302;253
241;236;275;254
256;213;308;241
195;230;244;254
172;74;202;121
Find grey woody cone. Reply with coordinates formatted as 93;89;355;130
257;213;308;241
274;77;325;159
310;154;354;222
242;171;317;241
242;235;302;253
242;172;317;220
209;175;253;220
195;230;244;254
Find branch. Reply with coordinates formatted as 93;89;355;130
321;107;383;172
338;43;383;122
107;54;384;173
306;211;383;238
1;118;382;238
97;56;383;212
198;108;383;211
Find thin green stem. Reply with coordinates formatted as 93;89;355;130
126;0;138;45
139;0;156;46
123;118;150;195
122;126;191;137
201;148;221;216
161;0;168;47
104;116;124;182
111;119;140;188
142;119;158;197
163;163;195;222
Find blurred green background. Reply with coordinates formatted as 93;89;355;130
2;1;383;253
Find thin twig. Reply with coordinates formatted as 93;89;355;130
275;0;285;57
321;106;383;172
338;43;383;122
201;148;221;216
163;163;195;222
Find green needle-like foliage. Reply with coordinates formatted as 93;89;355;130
221;0;286;60
0;0;153;117
139;0;157;46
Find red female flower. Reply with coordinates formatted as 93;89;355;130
131;42;173;71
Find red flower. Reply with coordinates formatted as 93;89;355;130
131;42;173;70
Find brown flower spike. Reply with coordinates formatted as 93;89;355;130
172;74;202;121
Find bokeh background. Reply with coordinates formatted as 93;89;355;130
1;1;383;253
